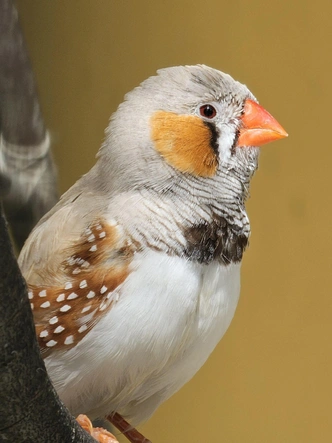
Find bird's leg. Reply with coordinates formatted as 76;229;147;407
107;412;152;443
76;414;119;442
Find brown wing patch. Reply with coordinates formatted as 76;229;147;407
150;110;218;177
63;221;129;274
28;220;135;356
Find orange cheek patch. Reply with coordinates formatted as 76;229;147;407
150;111;218;177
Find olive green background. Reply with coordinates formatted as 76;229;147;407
16;1;330;442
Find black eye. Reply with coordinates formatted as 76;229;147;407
199;104;217;119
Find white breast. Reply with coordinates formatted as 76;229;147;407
45;250;241;425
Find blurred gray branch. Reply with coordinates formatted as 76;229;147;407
0;0;58;250
0;1;98;441
0;206;96;442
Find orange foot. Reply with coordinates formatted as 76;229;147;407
107;412;152;443
77;414;119;443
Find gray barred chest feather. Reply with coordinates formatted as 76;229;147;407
119;195;251;266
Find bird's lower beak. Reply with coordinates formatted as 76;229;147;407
237;99;288;147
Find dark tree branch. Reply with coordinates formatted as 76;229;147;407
0;205;97;442
0;1;101;441
0;3;124;441
0;0;58;250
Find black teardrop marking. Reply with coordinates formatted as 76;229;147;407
203;121;219;156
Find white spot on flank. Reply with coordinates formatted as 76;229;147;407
56;293;65;302
39;289;47;297
64;335;74;345
54;325;65;334
64;282;72;290
95;224;102;230
99;231;106;238
89;245;97;252
49;316;58;324
73;268;81;274
40;301;51;309
79;308;97;325
86;291;95;299
30;303;34;310
106;292;113;300
85;228;92;235
39;330;48;338
67;292;78;300
28;291;33;300
81;305;91;313
99;302;107;311
67;257;75;266
100;286;107;294
81;261;90;269
87;234;95;242
79;280;88;289
78;324;88;333
60;304;71;312
46;340;57;347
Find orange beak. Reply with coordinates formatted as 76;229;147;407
237;99;288;147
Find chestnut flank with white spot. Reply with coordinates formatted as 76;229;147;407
27;220;135;356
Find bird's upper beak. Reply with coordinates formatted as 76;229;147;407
237;99;288;147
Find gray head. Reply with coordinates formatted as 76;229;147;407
90;66;246;191
87;65;286;201
77;65;287;263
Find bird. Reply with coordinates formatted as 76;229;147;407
18;65;287;441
